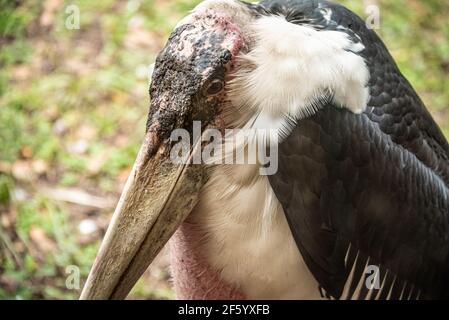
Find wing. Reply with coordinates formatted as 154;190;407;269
263;0;449;299
269;107;449;300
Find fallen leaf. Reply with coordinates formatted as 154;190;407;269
13;241;25;254
32;159;48;175
75;124;97;140
1;213;12;228
11;160;35;182
20;145;33;159
29;226;57;254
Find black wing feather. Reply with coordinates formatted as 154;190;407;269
269;106;449;299
261;0;449;299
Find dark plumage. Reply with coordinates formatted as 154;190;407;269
267;0;449;299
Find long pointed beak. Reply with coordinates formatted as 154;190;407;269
80;131;206;299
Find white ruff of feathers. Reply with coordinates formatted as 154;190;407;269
228;15;369;139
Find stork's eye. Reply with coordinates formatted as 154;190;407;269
205;79;224;95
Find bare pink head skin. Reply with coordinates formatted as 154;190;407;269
146;6;247;141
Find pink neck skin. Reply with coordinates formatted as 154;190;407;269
169;221;245;300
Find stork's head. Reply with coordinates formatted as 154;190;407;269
81;0;374;299
146;3;249;141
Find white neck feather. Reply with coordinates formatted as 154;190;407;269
229;15;370;131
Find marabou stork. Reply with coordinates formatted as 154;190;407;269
80;0;449;300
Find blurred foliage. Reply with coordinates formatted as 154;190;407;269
0;0;448;299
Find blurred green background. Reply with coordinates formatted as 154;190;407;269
0;0;448;299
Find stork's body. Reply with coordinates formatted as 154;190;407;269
81;0;449;300
171;164;321;299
